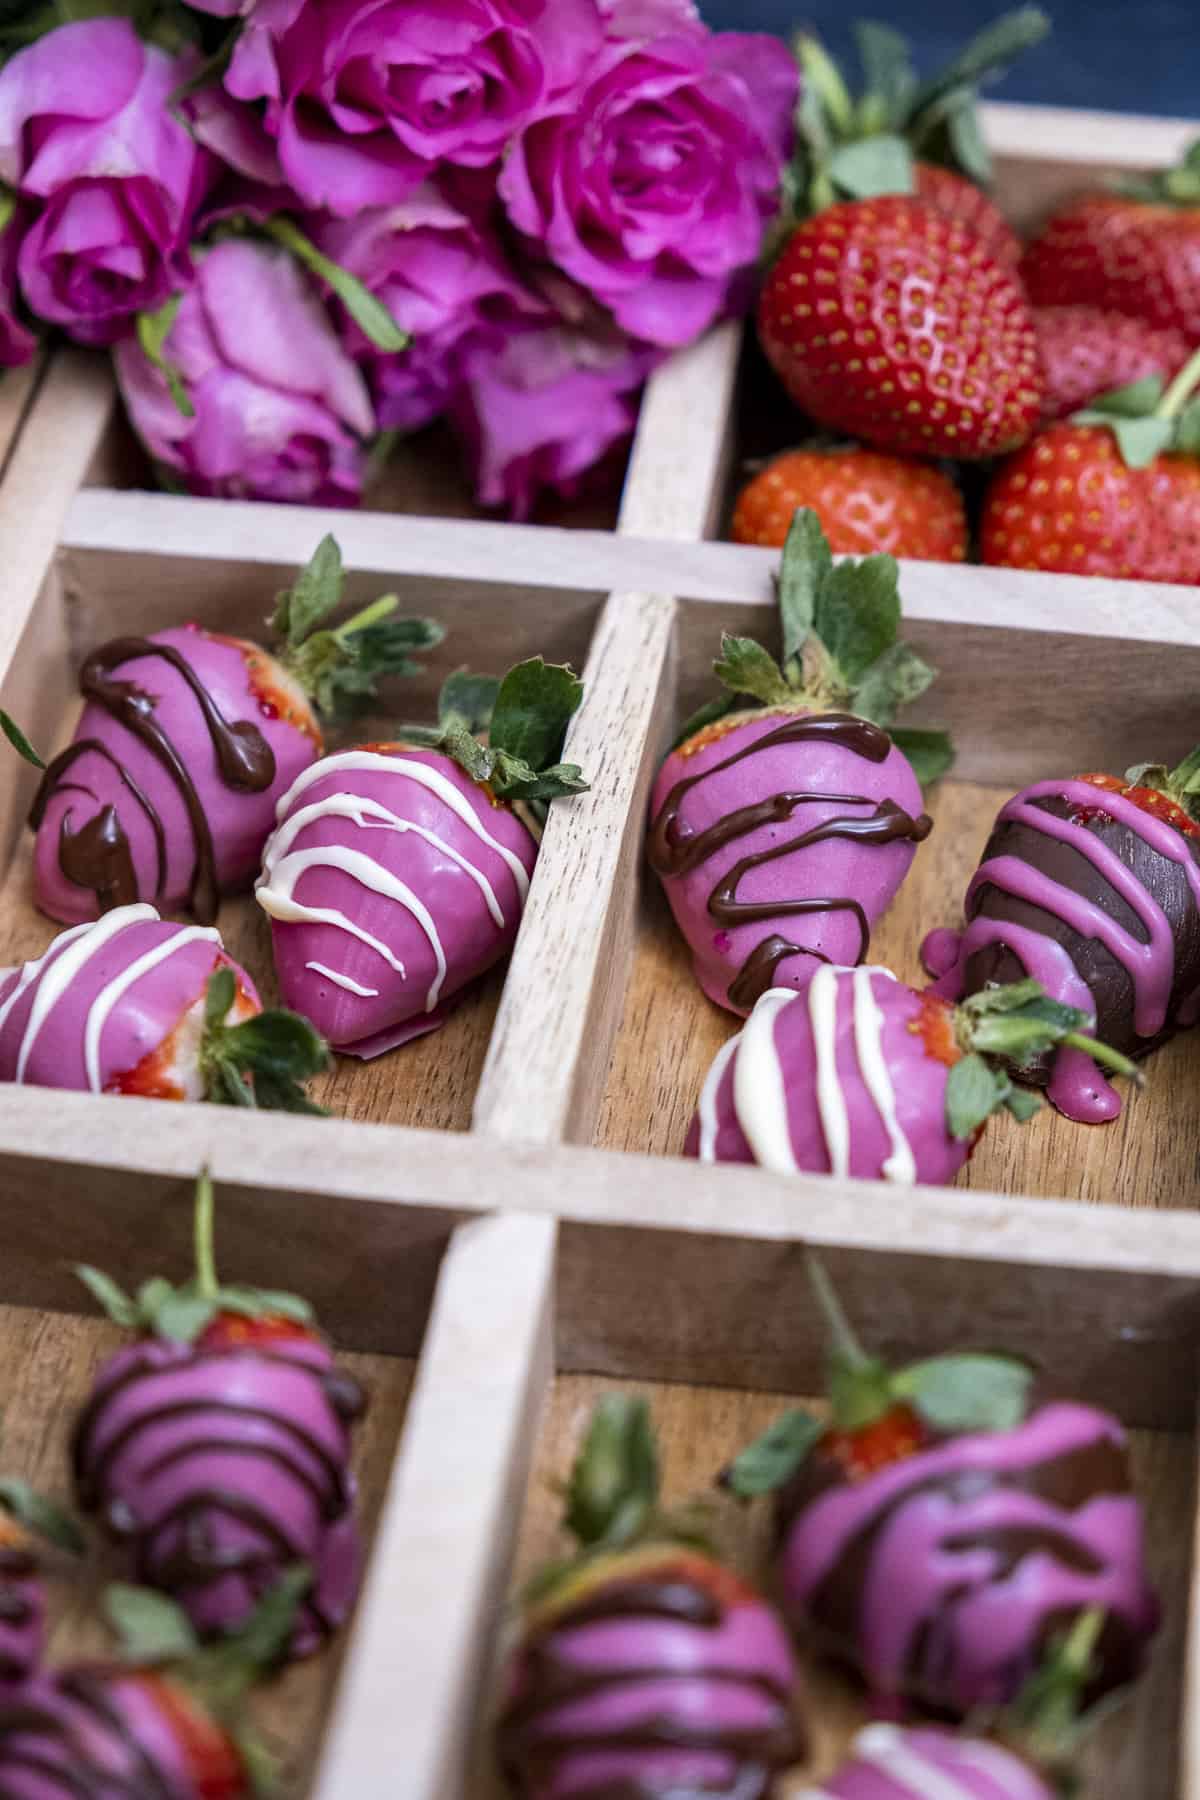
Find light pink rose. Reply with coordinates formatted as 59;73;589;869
499;26;798;346
0;19;208;346
114;239;374;507
314;183;545;432
450;324;660;518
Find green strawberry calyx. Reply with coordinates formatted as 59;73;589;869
673;507;955;787
198;968;330;1114
1116;136;1200;208
1071;345;1200;469
0;1480;84;1555
398;657;589;820
521;1395;713;1610
946;980;1143;1141
783;9;1050;219
724;1255;1034;1497
986;1607;1112;1791
76;1168;315;1348
1123;743;1200;826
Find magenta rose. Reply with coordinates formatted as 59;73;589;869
0;204;36;368
499;26;798;346
450;324;659;518
0;19;208;346
314;184;545;432
114;238;374;506
240;0;603;218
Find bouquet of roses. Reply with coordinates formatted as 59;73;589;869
0;0;797;517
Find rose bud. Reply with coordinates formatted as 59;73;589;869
0;904;328;1109
726;1261;1159;1717
113;240;377;507
0;19;207;346
497;1395;803;1799
0;1484;83;1687
649;510;953;1017
258;656;587;1056
1;534;441;927
923;746;1200;1122
73;1174;365;1660
688;970;1142;1185
0;1568;310;1797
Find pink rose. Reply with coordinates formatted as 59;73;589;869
244;0;603;218
499;27;798;346
0;205;36;368
314;183;545;432
450;324;660;518
114;239;374;507
0;19;208;346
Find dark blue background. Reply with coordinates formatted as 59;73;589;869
699;1;1197;117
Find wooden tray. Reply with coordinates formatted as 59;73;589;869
0;97;1198;1800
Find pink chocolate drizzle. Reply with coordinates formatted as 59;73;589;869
923;778;1200;1122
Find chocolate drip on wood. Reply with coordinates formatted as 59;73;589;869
648;714;929;997
31;740;167;914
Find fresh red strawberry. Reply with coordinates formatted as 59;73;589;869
1035;305;1189;421
821;1402;930;1480
196;1310;320;1352
760;196;1043;458
1074;771;1200;841
137;1672;247;1800
1022;149;1200;340
731;445;967;559
914;162;1022;268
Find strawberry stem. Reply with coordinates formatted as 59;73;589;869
193;1167;219;1301
1061;1032;1145;1085
331;594;399;644
1157;345;1200;420
806;1253;870;1370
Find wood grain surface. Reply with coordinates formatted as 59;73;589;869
0;1303;414;1797
474;1373;1192;1800
598;776;1200;1211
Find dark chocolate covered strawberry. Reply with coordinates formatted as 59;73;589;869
649;509;952;1015
73;1174;365;1661
1;535;442;927
687;969;1139;1185
727;1263;1159;1717
923;745;1200;1121
497;1396;802;1799
0;1484;82;1687
258;658;586;1057
0;904;327;1109
0;1570;309;1799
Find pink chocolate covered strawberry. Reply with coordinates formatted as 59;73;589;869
0;1484;82;1687
727;1264;1159;1717
497;1395;802;1800
1;535;441;927
73;1174;364;1662
687;969;1140;1184
0;903;327;1108
649;510;951;1015
258;658;587;1057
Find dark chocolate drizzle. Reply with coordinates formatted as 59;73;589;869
496;1567;801;1800
31;637;276;924
0;1672;179;1799
649;714;930;1001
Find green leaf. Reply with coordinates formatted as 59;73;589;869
1005;1087;1043;1123
153;1289;219;1344
136;295;193;420
827;134;914;200
488;658;585;774
1174;401;1200;456
945;1051;1009;1140
438;670;501;735
827;1353;894;1430
0;710;45;770
893;1352;1034;1434
814;554;901;686
263;215;408;353
712;634;793;707
490;754;589;804
216;1285;313;1325
670;692;739;752
911;6;1050;116
1166;744;1200;795
890;726;955;786
271;534;344;651
778;506;833;667
135;1276;175;1319
1073;414;1174;469
0;1480;84;1554
853;20;917;128
958;976;1044;1015
204;967;236;1031
723;1408;826;1497
437;720;494;786
75;1265;139;1328
565;1396;659;1551
206;1565;311;1685
851;642;937;730
105;1584;199;1664
1082;375;1165;418
946;98;993;185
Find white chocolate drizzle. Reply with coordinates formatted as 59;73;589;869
11;904;158;1085
697;1030;742;1162
851;965;916;1183
852;1725;994;1800
305;961;380;999
84;923;221;1093
809;963;850;1177
259;752;531;1011
732;986;797;1174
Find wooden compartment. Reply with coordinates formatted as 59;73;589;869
0;97;1197;1800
